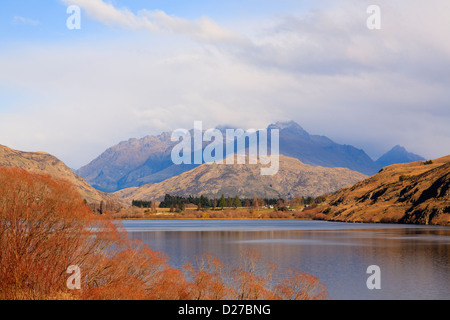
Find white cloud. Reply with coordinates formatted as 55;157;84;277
62;0;248;46
13;16;40;26
63;0;149;29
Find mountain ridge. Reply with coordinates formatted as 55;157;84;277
77;121;425;193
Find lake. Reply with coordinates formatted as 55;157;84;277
121;220;449;300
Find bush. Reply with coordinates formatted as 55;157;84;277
399;174;412;181
0;167;113;299
313;213;329;221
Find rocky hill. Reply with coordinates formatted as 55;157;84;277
0;144;122;209
322;155;450;225
115;155;368;204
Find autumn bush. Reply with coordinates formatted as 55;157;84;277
184;250;329;300
274;269;329;300
0;167;329;300
0;168;185;300
0;167;124;299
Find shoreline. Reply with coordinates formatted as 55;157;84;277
112;216;450;227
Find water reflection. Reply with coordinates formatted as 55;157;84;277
123;220;449;300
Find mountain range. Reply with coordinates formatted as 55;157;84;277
76;121;426;193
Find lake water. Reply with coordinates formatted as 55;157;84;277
121;220;450;300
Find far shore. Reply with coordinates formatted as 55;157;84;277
102;205;449;226
106;211;449;226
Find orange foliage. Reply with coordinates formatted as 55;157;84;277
182;249;329;301
0;167;103;299
184;253;233;300
231;249;276;300
0;167;329;300
274;269;329;300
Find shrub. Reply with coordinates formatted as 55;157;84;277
0;167;115;299
399;174;412;181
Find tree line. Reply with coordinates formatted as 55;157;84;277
150;194;324;212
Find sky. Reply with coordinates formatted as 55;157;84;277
0;0;449;169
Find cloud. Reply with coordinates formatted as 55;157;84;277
13;16;40;26
61;0;450;79
63;0;151;29
62;0;249;46
0;0;449;168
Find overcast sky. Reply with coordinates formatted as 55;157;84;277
1;0;449;169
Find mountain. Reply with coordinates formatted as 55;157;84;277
76;132;196;192
114;155;368;204
376;145;425;168
0;144;122;208
77;121;387;193
269;121;380;175
322;155;450;225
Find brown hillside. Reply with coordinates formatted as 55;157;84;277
0;144;122;208
115;155;368;204
323;156;450;225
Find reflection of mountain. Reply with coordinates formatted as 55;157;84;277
323;155;450;225
115;155;368;203
0;144;122;207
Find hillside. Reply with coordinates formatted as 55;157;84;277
0;144;122;208
322;156;450;225
115;155;368;204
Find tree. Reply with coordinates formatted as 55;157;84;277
233;195;242;208
218;194;226;210
253;195;259;210
226;196;232;208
